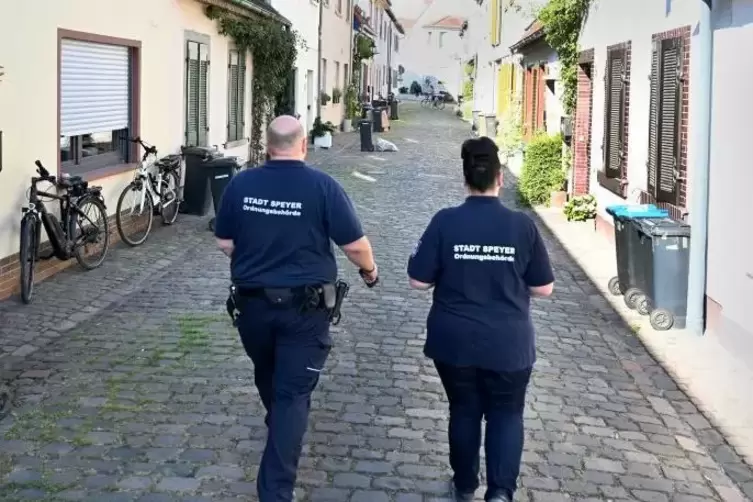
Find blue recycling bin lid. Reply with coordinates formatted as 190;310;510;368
606;204;669;219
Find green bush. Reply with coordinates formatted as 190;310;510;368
517;133;565;207
564;194;597;221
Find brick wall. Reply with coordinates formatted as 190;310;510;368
0;208;150;301
573;49;595;196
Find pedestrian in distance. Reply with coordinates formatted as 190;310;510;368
407;136;555;502
214;115;379;502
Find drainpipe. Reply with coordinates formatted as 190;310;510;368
316;0;324;118
685;0;713;336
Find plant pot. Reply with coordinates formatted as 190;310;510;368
342;120;353;133
550;190;568;208
313;132;333;149
507;151;524;177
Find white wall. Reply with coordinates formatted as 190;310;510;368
579;0;699;221
0;0;252;263
398;26;464;97
271;0;320;131
707;0;753;351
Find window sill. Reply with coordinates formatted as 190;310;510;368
67;162;137;183
224;138;249;149
596;170;627;198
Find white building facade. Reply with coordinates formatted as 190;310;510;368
270;0;320;132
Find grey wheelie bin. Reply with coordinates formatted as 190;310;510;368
605;204;668;310
631;217;691;331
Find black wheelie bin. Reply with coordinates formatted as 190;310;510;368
360;120;374;152
631;217;691;331
605;204;668;310
180;146;223;216
207;156;241;232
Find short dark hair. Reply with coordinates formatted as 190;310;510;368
461;137;501;192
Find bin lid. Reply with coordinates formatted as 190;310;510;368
181;146;221;159
206;156;239;167
606;204;668;219
633;217;691;238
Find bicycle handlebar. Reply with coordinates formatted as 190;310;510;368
131;137;158;157
33;160;55;183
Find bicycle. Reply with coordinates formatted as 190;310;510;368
19;160;110;304
420;95;446;111
115;137;182;246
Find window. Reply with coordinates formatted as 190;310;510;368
321;58;328;102
334;61;340;94
598;45;630;197
439;32;446;48
185;37;210;147
647;37;683;205
59;36;137;176
344;63;349;88
227;48;246;144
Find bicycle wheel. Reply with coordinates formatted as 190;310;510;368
19;214;38;304
436;100;446;110
160;171;180;225
421;99;429;108
116;182;154;246
71;195;110;270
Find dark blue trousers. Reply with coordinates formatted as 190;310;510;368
434;362;532;501
236;296;331;502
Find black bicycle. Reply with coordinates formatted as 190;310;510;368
19;160;110;304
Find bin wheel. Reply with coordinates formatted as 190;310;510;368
608;277;621;296
636;295;651;316
649;309;675;331
624;288;642;309
0;384;12;420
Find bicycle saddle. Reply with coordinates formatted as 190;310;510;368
59;175;87;188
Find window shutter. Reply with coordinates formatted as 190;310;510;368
657;38;681;204
531;67;539;132
227;52;237;142
490;0;499;45
185;42;200;146
198;43;209;147
237;56;246;138
60;40;130;136
647;41;660;196
605;49;625;179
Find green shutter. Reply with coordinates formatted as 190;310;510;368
198;43;209;147
605;49;625;179
227;50;239;142
237;54;246;139
186;41;200;146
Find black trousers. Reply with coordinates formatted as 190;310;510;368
434;362;532;501
236;295;331;502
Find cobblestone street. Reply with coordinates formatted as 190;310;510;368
1;103;752;501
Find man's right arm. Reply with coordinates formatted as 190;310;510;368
326;179;378;282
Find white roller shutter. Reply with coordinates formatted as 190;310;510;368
60;39;129;137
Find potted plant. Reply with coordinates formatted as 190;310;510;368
496;101;524;175
550;169;568;208
343;84;361;132
311;116;336;149
332;87;342;105
564;194;597;222
320;91;331;106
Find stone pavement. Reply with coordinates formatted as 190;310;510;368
0;103;751;502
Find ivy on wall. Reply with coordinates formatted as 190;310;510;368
205;6;304;165
537;0;593;114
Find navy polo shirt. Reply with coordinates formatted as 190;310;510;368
407;196;554;372
214;160;364;288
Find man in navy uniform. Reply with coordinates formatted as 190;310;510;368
214;115;378;502
407;136;554;502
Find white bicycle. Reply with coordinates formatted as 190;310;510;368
115;137;182;246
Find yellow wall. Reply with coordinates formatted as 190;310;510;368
0;0;253;260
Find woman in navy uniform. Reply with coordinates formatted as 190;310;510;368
407;136;554;502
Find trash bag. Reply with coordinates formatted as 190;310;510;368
375;138;399;152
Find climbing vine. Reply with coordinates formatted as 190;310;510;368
205;6;304;165
537;0;593;113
